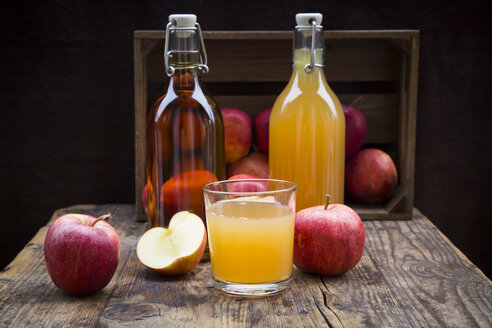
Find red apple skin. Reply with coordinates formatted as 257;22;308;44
44;214;120;296
343;104;367;160
255;108;271;154
228;174;268;192
294;204;365;276
221;108;252;164
227;152;269;179
345;148;397;204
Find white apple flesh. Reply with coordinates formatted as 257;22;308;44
294;201;365;276
137;211;206;275
44;213;120;296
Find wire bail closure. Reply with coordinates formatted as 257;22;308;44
304;19;324;74
164;22;209;77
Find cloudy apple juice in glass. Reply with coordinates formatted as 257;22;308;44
203;179;296;297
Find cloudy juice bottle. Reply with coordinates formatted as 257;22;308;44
269;13;345;210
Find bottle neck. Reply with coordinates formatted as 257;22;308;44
289;26;326;88
168;28;200;71
292;26;324;75
167;28;201;90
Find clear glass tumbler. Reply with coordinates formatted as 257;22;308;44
203;179;296;297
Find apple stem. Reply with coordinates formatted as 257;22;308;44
349;96;364;107
91;213;112;227
324;194;331;210
251;143;259;153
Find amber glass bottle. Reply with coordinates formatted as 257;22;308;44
147;14;225;227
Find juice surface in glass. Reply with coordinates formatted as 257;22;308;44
206;200;294;284
269;49;345;210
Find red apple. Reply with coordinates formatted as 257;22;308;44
343;104;367;159
345;148;397;204
228;174;268;192
44;213;120;296
221;108;252;163
161;170;218;222
294;198;365;276
227;152;269;179
255;108;271;154
142;184;149;218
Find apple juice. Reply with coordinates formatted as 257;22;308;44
269;14;345;210
206;200;294;284
147;15;225;228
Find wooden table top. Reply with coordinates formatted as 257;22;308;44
1;204;491;327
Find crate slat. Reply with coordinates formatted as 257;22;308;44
146;38;402;82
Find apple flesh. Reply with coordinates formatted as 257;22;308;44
294;201;365;276
345;148;397;204
44;213;120;296
227;174;268;192
343;104;367;159
136;211;206;275
227;152;269;179
221;108;252;164
255;108;271;154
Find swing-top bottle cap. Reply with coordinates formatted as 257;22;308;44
295;13;323;28
169;14;197;28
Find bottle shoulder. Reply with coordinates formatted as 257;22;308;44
273;82;342;112
271;72;344;123
150;86;219;122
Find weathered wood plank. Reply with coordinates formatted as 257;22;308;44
403;36;419;221
1;205;490;327
134;38;148;222
96;233;339;327
146;38;401;82
360;209;492;327
134;30;420;40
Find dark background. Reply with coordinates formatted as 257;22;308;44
1;1;490;277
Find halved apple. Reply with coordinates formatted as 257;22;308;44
136;211;206;275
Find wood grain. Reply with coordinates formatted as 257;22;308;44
360;209;492;327
145;38;402;82
134;38;148;222
134;30;419;40
1;205;490;327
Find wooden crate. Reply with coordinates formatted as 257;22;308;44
134;30;419;221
